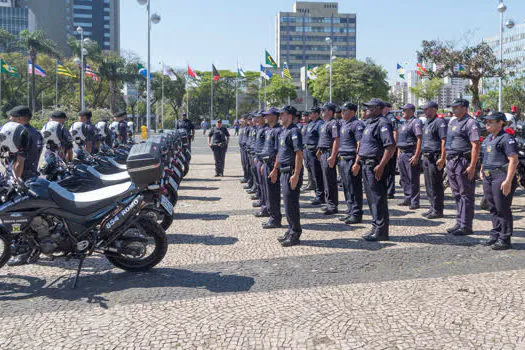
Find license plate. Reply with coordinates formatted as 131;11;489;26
169;177;178;191
174;168;182;178
160;195;174;214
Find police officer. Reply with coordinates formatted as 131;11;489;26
79;110;97;154
208;119;230;177
353;98;396;241
9;106;43;181
445;98;480;236
45;110;73;161
338;102;364;224
480;112;518;250
176;112;195;150
113;111;128;144
271;105;304;247
238;115;250;184
316;103;340;215
253;111;270;214
383;102;398;198
246;113;259;195
300;111;313;190
304;107;325;202
259;107;282;228
243;115;255;191
397;103;423;209
421;101;447;219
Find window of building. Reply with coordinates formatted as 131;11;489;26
74;13;93;19
73;5;92;10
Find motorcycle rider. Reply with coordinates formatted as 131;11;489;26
43;111;73;161
70;121;89;160
112;111;128;145
79;110;97;154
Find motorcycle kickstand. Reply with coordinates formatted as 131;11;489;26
71;257;85;289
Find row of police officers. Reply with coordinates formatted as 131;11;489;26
236;97;519;250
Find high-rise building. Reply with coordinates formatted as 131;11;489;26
0;0;35;41
276;1;356;77
484;22;525;77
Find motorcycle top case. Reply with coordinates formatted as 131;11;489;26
126;141;163;186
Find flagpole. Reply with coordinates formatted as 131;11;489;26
41;90;44;118
55;60;58;108
258;77;261;110
161;62;165;130
264;78;267;108
27;66;30;106
186;77;189;118
210;67;214;121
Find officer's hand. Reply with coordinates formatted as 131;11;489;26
374;164;385;181
290;174;299;190
409;155;419;167
501;179;512;196
316;150;321;160
464;165;476;181
327;156;336;169
269;169;278;184
436;158;446;170
260;166;264;176
254;159;258;166
352;162;360;177
479;169;484;180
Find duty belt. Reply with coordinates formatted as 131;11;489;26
262;156;275;163
447;152;471;162
360;157;379;167
483;167;507;177
306;145;317;150
339;153;356;161
280;166;292;173
399;147;415;153
318;148;331;154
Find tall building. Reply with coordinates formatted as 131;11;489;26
0;0;34;40
276;1;356;77
391;81;408;107
485;22;525;77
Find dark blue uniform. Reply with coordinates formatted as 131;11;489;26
239;126;251;183
209;126;230;175
317;118;339;211
422;116;448;216
304;118;325;202
85;121;97;153
278;125;304;236
301;120;312;188
445;115;480;231
260;125;282;225
385;113;399;197
247;126;258;191
339;117;364;218
397;117;423;207
255;124;269;210
482;130;518;242
176;119;195;150
19;124;43;181
358;115;395;237
118;120;128;144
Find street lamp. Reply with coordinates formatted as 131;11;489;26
75;26;89;110
497;1;515;112
138;0;161;132
325;37;333;103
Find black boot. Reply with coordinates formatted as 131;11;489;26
364;231;389;242
492;238;511;250
277;231;290;243
281;232;300;247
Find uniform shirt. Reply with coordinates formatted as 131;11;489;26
358;114;395;159
176;119;195;135
118;120;128;144
255;124;268;157
260;124;282;158
481;130;517;169
422;116;448;153
238;126;246;146
305;118;323;146
317;118;339;149
62;127;73;152
85;121;97;150
19;124;43;180
397;117;423;148
301;120;310;149
249;126;257;152
277;124;303;166
208;126;230;145
339;117;365;155
446;115;480;156
385;112;399;132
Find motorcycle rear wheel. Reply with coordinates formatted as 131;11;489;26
105;216;167;272
0;232;10;269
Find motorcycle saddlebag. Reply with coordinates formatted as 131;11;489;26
126;141;163;186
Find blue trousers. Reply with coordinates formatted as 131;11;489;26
263;162;282;225
305;148;325;201
281;169;303;234
339;157;363;217
483;172;517;240
446;157;476;230
320;151;338;210
362;163;389;236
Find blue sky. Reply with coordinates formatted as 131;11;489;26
121;0;525;83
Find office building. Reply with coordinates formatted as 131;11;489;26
485;22;525;77
0;0;34;41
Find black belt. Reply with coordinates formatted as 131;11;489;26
360;157;380;166
447;153;471;162
280;166;292;173
399;147;415;153
262;156;275;163
318;148;331;154
483;167;507;177
306;145;317;150
339;153;356;161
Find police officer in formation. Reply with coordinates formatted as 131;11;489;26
79;110;97;154
113;111;128;145
238;115;251;184
44;110;73;161
383;102;398;199
445;98;480;236
421;101;447;219
304;106;325;204
253;111;269;213
397;103;423;209
300;111;313;190
175;112;195;150
208;119;230;177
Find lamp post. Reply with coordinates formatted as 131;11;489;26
138;0;161;132
497;1;515;112
75;26;87;110
325;37;333;103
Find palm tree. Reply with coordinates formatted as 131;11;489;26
99;53;127;113
19;30;59;112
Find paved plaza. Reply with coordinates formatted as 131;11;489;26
0;133;524;349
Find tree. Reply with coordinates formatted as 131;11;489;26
19;30;60;112
259;76;297;106
309;58;389;105
409;78;444;105
417;40;517;111
481;77;525;118
0;29;19;52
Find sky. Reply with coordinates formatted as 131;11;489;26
120;0;525;84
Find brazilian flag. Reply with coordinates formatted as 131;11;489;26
265;50;277;68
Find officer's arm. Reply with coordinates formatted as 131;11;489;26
439;139;446;163
13;154;25;178
86;140;93;154
330;137;340;158
505;154;519;183
414;135;422;159
469;141;480;170
380;145;396;169
294;150;303;175
393;129;398;143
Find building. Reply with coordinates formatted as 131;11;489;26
485;22;525;78
391;81;408;107
276;1;356;77
0;0;34;41
406;70;420;105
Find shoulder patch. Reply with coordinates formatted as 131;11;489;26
380;126;389;132
508;139;515;144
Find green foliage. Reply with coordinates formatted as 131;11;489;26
409;78;444;104
309;58;389;105
259;76;296;107
481;77;525;116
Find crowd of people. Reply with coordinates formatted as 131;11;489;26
224;98;520;249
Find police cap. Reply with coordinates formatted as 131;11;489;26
421;101;439;109
8;105;32;119
448;98;469;108
50;110;67;120
341;102;358;112
321;103;337;113
484;112;506;121
279;105;297;116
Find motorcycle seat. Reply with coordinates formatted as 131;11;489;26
48;181;135;215
86;167;130;186
107;157;127;170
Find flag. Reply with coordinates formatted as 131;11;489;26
187;65;199;79
458;64;465;75
283;62;292;79
306;65;317;80
416;63;427;76
56;60;76;78
138;63;152;78
237;63;246;78
212;64;220;81
28;59;46;77
260;64;272;80
163;65;178;81
265;50;277;68
1;58;18;77
396;63;405;80
85;64;100;82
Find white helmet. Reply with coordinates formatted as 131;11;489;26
109;121;120;135
127;121;134;133
0;122;30;153
96;121;109;137
70;121;88;144
41;121;63;147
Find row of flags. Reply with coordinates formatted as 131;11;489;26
396;62;467;80
1;57;100;81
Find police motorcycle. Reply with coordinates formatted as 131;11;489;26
0;122;168;288
514;122;525;188
40;122;175;230
175;128;192;176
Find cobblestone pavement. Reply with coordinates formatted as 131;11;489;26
1;133;524;349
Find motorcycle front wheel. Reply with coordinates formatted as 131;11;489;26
0;232;10;268
105;216;167;272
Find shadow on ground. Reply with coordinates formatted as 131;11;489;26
168;234;238;246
